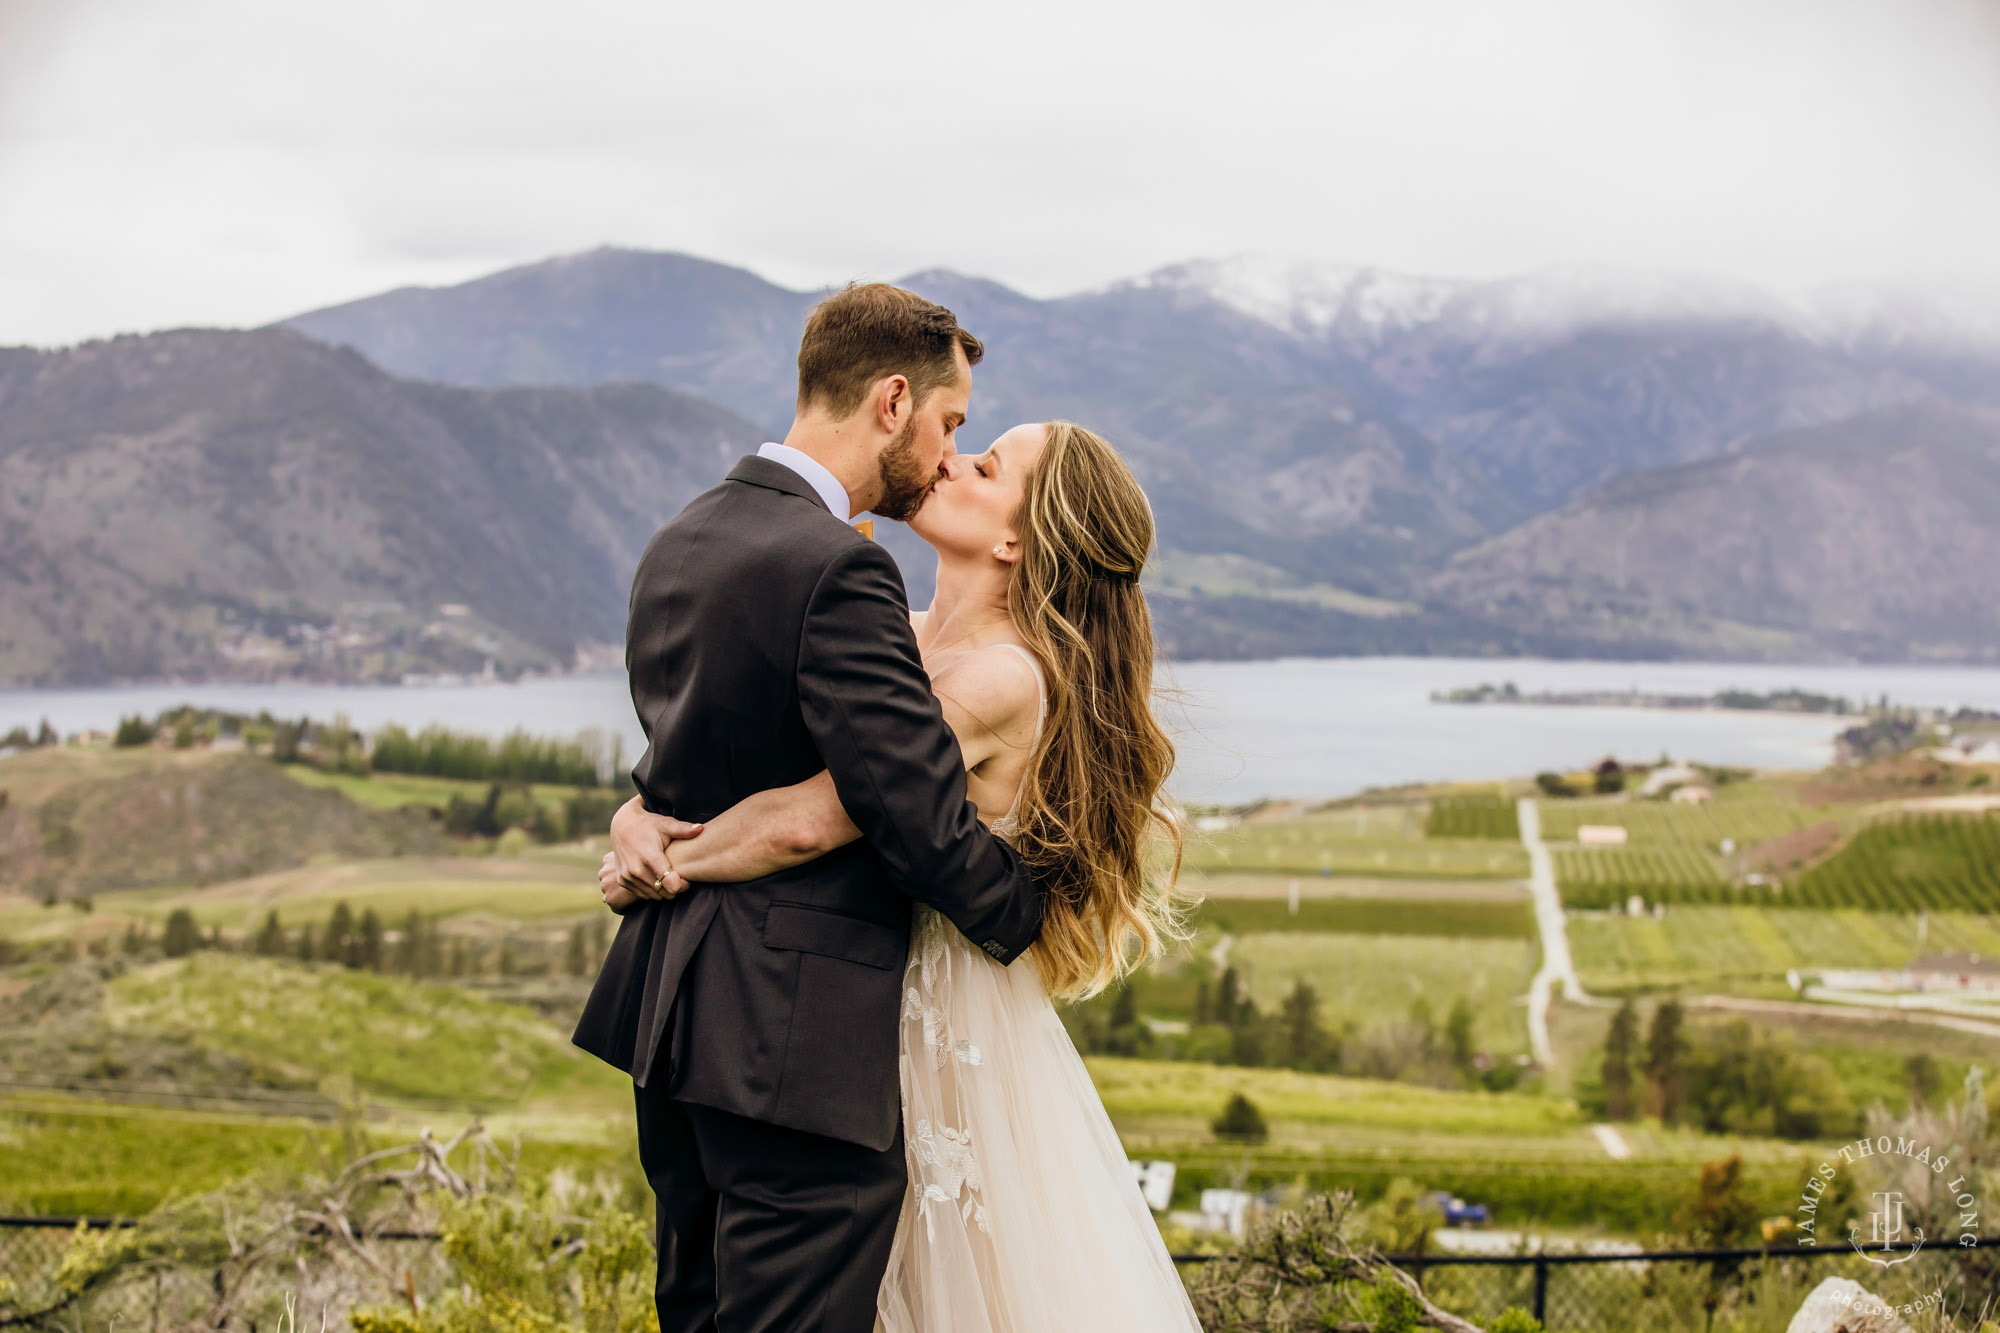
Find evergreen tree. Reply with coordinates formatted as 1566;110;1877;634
357;909;384;972
1603;998;1638;1120
1646;997;1686;1122
1217;968;1242;1028
122;922;145;955
35;718;57;747
449;938;470;978
394;910;423;975
1280;979;1328;1070
1444;996;1476;1074
1212;1093;1269;1144
419;921;445;978
1193;978;1211;1027
162;909;201;958
254;910;286;957
1106;985;1143;1056
327;902;354;966
297;922;317;964
566;925;587;978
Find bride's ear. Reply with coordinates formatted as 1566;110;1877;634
991;535;1020;565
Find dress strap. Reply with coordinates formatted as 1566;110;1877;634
995;642;1047;744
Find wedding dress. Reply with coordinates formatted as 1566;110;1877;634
876;644;1204;1333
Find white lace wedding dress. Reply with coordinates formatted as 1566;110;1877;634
876;645;1204;1332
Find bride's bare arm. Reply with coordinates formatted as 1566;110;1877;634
610;645;1038;887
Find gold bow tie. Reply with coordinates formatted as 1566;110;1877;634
852;519;874;541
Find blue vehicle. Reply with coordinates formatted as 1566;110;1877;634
1426;1190;1490;1226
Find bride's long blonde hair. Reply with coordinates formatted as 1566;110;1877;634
1005;421;1185;1000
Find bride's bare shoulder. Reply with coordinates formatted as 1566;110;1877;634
930;642;1039;731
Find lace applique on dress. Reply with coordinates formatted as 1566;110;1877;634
912;1118;992;1240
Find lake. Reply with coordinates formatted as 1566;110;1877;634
8;657;2000;804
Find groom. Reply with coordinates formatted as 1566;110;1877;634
573;283;1045;1333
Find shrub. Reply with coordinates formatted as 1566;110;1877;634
1213;1092;1269;1144
113;715;156;747
162;909;202;958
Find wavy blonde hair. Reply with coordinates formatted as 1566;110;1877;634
1006;421;1186;1000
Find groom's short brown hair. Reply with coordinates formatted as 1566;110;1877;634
796;283;984;418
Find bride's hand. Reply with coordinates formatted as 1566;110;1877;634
609;795;703;899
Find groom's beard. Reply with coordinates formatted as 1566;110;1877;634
871;415;937;522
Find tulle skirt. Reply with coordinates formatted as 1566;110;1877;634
875;908;1204;1333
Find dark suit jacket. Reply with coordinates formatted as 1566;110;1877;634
573;455;1044;1150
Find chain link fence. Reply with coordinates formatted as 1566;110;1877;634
8;1218;1995;1331
1395;1240;1995;1331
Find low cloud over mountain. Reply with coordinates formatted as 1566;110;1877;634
3;247;1996;685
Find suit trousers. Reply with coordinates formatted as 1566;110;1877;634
635;1079;906;1333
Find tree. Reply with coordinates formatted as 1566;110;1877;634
1105;984;1149;1056
565;925;587;978
1444;996;1476;1075
1193;978;1211;1027
297;922;317;964
1646;998;1686;1122
1593;758;1625;794
114;715;156;748
1217;968;1244;1028
1212;1093;1269;1144
162;909;201;958
35;718;57;747
253;910;286;957
327;902;355;966
1280;980;1329;1070
1603;998;1638;1120
394;910;424;975
1676;1154;1759;1249
356;909;384;972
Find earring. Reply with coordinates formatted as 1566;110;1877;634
993;546;1006;558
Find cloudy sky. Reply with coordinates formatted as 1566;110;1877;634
2;0;1997;345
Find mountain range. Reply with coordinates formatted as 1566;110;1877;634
1;246;1997;685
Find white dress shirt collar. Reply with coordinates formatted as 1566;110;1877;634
756;442;854;522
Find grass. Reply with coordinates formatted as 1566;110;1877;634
0;854;608;949
1087;1056;1576;1136
1226;932;1537;1053
105;954;623;1106
1192;805;1529;880
0;1098;339;1215
1565;905;2000;991
1086;1057;1821;1229
1192;896;1533;938
281;765;619;824
1536;781;1851;849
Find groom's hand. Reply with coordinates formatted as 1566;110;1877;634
610;795;702;899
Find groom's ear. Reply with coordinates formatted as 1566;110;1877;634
873;373;913;435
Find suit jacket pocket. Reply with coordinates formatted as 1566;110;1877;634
761;901;903;970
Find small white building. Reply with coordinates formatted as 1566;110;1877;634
1577;825;1629;846
1129;1159;1177;1213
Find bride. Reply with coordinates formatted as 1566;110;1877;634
601;419;1204;1332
